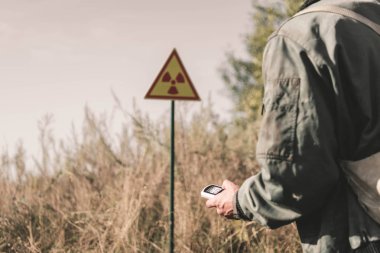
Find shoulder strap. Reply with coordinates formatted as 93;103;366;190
294;5;380;35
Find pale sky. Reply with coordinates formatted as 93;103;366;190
0;0;252;158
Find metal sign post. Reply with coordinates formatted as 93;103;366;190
169;100;175;253
145;48;200;253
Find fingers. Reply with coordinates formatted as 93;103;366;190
206;198;217;208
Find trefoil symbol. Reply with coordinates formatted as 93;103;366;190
162;72;185;94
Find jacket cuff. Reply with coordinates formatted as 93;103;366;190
233;191;251;221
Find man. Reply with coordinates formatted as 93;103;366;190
206;0;380;252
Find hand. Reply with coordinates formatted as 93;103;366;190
205;180;239;219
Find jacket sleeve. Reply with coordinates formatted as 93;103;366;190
234;34;340;228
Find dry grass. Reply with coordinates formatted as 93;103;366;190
0;101;301;252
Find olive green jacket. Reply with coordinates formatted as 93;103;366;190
234;0;380;252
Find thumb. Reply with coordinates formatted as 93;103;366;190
222;179;238;190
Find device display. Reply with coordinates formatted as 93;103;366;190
201;184;224;199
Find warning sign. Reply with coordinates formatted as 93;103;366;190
145;49;200;101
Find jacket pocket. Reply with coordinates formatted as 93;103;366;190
256;78;300;161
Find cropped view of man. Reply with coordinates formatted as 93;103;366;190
206;0;380;252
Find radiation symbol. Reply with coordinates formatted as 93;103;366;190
161;72;185;95
145;49;200;101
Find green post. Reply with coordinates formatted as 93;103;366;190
169;100;175;253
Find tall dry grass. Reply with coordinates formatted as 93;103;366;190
0;100;301;252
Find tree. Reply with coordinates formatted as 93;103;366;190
220;0;304;122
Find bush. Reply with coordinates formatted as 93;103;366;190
0;101;301;252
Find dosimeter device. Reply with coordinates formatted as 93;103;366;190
201;184;224;199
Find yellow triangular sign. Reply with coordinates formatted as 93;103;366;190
145;49;200;101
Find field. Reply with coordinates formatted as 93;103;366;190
0;101;301;252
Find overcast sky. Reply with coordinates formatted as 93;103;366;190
0;0;252;158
